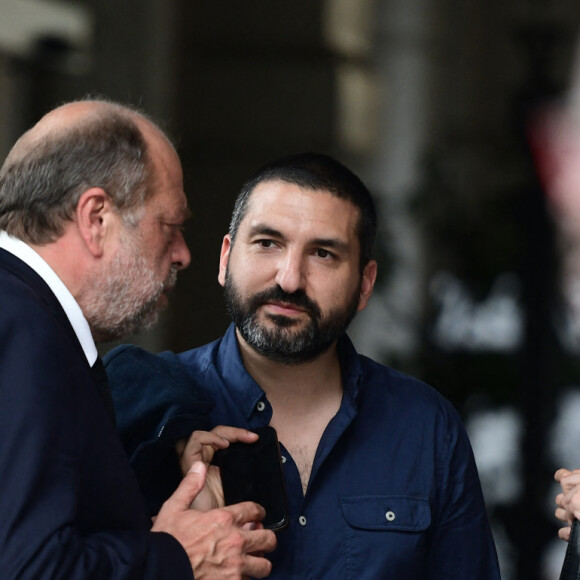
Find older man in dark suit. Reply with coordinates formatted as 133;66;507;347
0;99;275;579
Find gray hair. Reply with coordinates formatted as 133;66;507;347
0;105;152;244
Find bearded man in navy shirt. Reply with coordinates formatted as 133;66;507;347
106;152;501;579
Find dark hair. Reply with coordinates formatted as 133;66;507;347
0;105;152;244
229;152;377;270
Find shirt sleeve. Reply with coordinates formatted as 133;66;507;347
427;404;501;579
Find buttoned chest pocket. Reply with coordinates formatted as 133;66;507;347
339;495;431;579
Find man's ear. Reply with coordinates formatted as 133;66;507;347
217;234;232;287
357;259;378;312
75;188;113;258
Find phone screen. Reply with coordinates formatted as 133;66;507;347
214;426;289;531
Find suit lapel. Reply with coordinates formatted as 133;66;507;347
0;248;88;365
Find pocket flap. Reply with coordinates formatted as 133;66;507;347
340;495;431;532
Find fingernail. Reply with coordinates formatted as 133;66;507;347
191;461;204;474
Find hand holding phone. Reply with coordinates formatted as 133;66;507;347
214;426;289;531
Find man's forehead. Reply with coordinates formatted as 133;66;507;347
243;180;359;221
237;180;360;244
245;180;339;212
145;180;189;215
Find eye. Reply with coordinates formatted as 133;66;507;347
315;248;334;259
257;239;276;249
162;222;185;233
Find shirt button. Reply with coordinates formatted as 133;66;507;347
256;401;266;412
280;455;287;463
298;516;307;526
385;511;396;522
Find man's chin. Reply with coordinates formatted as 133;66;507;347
263;312;308;329
157;293;169;310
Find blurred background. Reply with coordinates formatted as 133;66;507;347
4;0;580;577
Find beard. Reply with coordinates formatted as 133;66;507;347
223;267;360;364
84;229;177;343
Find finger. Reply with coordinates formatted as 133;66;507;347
556;468;571;482
564;493;580;522
210;425;260;444
242;528;277;556
169;461;207;509
224;501;267;526
556;507;571;523
184;431;231;450
559;526;572;541
178;432;228;478
180;432;230;469
561;476;580;494
243;553;273;579
241;521;265;531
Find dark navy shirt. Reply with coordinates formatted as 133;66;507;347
107;324;500;580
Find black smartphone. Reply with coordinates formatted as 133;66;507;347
214;426;289;531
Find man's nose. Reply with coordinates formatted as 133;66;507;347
275;252;306;294
172;232;191;270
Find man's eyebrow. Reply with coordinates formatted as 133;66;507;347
247;224;283;238
171;206;192;222
158;206;192;223
248;224;350;252
311;237;350;252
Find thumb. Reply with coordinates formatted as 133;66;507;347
169;460;207;509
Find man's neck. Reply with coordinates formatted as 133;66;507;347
235;328;344;494
235;328;343;407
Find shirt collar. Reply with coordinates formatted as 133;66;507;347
217;325;269;421
0;231;98;366
216;323;363;417
336;332;363;404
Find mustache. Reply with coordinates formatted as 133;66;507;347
163;266;179;292
250;286;321;319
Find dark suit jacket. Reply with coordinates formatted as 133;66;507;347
103;345;213;517
0;249;193;579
